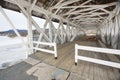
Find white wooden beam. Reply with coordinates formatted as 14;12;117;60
53;0;64;14
70;13;106;20
54;0;64;7
5;0;85;32
64;7;96;16
77;56;120;69
64;0;92;17
29;0;37;12
55;0;92;15
48;18;53;42
14;0;50;42
100;8;111;14
55;0;80;7
35;20;48;49
21;0;82;30
53;2;117;9
70;9;103;23
27;8;33;53
75;44;120;69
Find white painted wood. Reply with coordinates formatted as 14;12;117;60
54;0;91;16
70;28;77;42
33;41;57;58
56;0;80;7
33;47;55;54
68;8;104;24
27;3;34;54
65;0;92;19
75;44;120;69
54;0;64;7
35;20;48;50
5;0;116;32
54;43;57;57
53;0;64;14
29;0;37;12
70;13;107;20
53;2;116;9
14;0;50;42
76;44;120;55
64;7;96;16
101;8;111;14
5;0;84;31
49;22;53;42
67;0;92;13
33;41;55;46
75;44;78;63
77;56;120;69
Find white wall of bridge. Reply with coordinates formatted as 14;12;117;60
97;2;120;49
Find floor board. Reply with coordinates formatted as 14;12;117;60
34;39;120;80
0;38;120;80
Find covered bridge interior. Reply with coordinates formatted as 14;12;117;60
0;0;120;80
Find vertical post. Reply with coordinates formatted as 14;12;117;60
75;44;78;65
66;23;70;41
70;27;76;41
54;34;57;43
48;16;53;43
27;0;33;54
54;43;57;59
49;24;53;42
60;19;66;44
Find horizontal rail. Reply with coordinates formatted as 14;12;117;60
76;45;120;55
75;44;120;69
33;47;55;54
77;56;120;69
33;41;55;46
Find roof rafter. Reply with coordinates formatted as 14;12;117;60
52;2;116;9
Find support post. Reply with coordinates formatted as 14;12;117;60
27;0;34;54
49;21;53;42
75;44;78;65
54;43;57;59
27;12;33;54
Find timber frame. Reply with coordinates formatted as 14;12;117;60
0;0;119;53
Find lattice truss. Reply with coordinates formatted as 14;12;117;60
0;0;119;48
97;2;120;49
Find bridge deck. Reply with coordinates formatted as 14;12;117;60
0;39;120;80
33;39;120;80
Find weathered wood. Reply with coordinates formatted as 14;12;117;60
0;62;37;80
26;63;69;80
34;39;120;80
0;39;119;80
24;57;40;65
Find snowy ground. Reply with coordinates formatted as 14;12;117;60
0;36;28;69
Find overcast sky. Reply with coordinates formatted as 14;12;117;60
0;8;27;31
0;8;50;31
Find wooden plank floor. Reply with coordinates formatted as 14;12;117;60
0;62;38;80
33;38;120;80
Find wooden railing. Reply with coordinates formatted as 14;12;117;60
75;44;120;69
33;41;57;59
